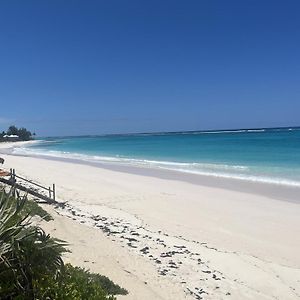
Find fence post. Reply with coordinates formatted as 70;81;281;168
12;169;16;197
52;184;56;201
13;169;16;184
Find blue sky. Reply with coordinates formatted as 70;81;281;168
0;1;299;136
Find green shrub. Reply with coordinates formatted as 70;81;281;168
0;187;127;299
34;264;118;300
0;188;53;221
0;187;67;299
23;198;53;222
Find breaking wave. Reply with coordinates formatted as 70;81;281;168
11;145;300;187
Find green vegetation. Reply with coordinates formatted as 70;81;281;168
0;187;128;299
36;264;127;299
23;197;53;222
0;125;35;141
1;189;53;222
0;187;66;299
63;264;128;296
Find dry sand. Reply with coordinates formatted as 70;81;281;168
1;142;300;299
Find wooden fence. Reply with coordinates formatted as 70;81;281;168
0;168;57;204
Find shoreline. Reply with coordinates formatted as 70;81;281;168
1;142;300;299
1;141;300;203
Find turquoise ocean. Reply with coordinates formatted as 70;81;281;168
13;127;300;187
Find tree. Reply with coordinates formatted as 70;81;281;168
0;132;5;142
4;125;33;141
18;127;32;141
6;125;19;136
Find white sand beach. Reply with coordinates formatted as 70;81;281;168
1;142;300;300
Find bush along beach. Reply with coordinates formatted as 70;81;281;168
0;186;127;299
0;125;35;142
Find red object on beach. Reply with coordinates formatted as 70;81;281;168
0;169;10;177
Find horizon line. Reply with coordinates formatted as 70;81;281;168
38;125;300;139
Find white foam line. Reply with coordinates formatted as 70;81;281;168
162;168;300;187
11;147;300;188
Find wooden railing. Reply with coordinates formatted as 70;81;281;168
0;168;57;204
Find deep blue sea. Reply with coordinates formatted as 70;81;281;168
13;127;300;187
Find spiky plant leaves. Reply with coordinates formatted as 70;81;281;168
0;186;68;298
0;187;126;299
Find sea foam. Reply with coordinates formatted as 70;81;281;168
12;145;300;187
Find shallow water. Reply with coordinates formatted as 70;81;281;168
13;127;300;187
